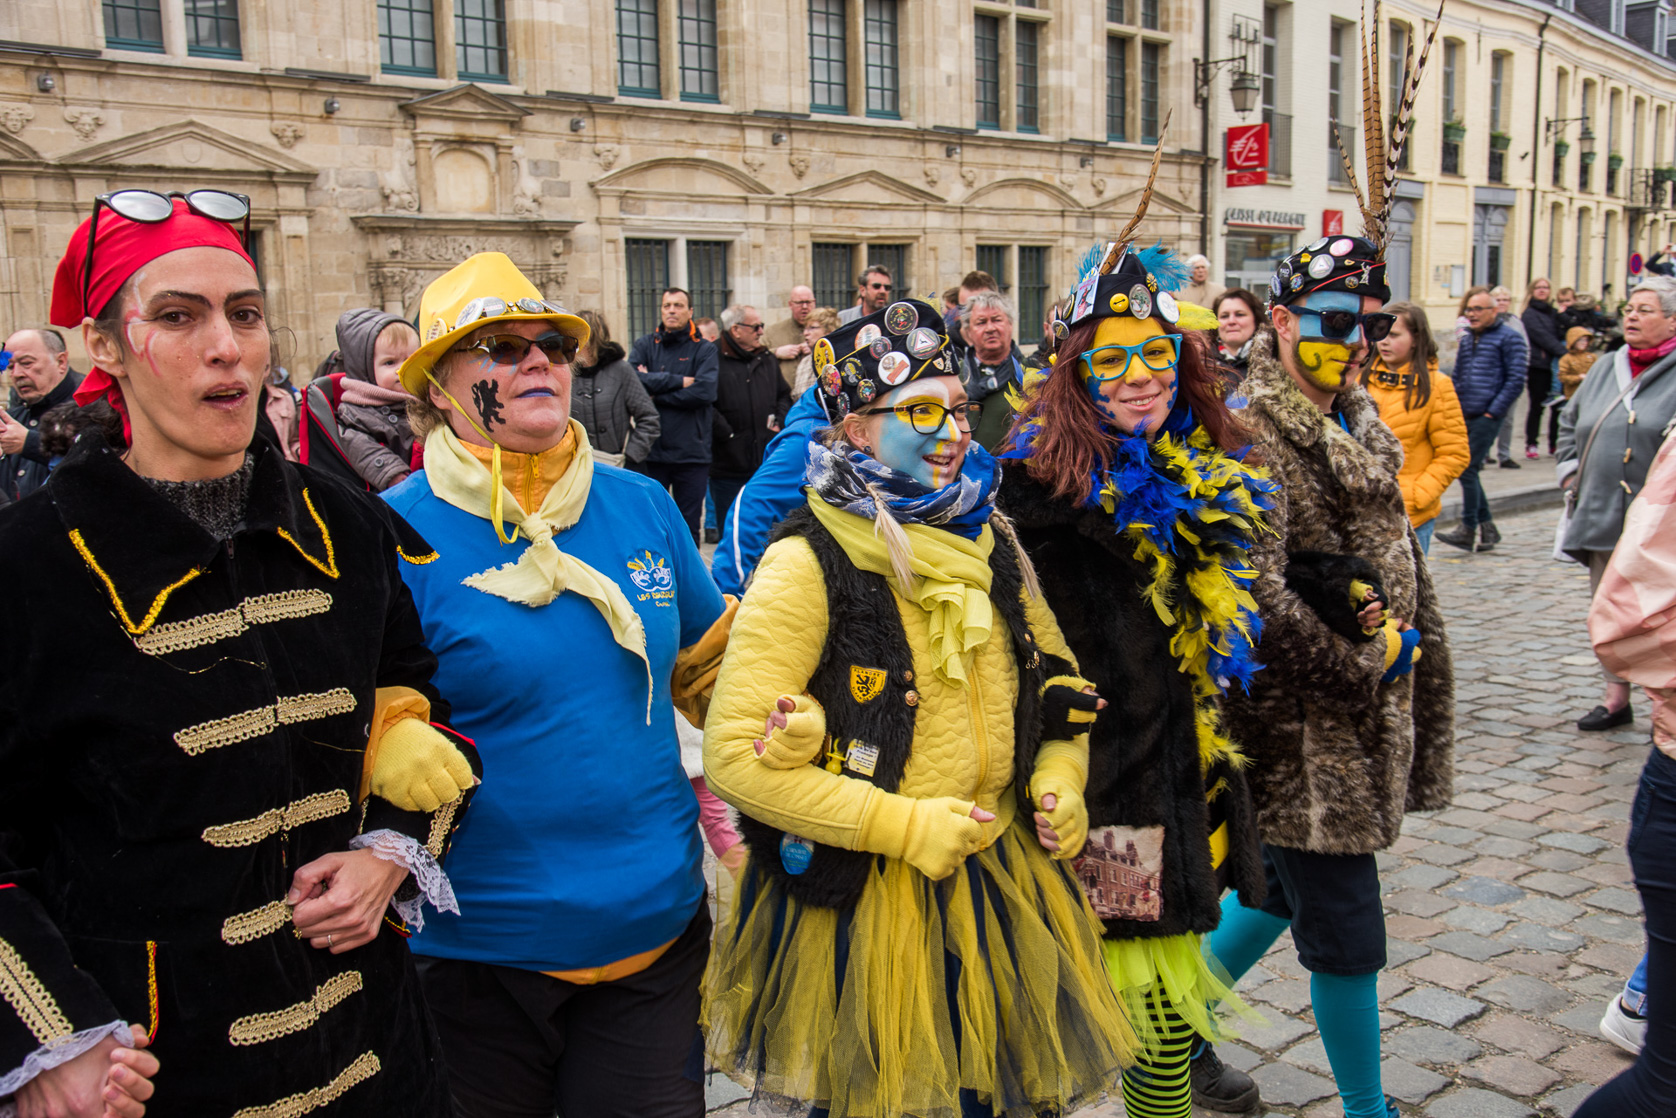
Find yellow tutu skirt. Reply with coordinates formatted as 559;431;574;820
1100;932;1259;1053
703;816;1136;1118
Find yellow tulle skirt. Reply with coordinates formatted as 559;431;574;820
1100;932;1260;1054
702;817;1136;1118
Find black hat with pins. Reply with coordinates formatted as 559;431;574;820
809;299;953;420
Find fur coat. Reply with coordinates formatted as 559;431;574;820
1226;334;1455;854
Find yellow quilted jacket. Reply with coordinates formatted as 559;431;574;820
1366;358;1472;528
703;531;1086;857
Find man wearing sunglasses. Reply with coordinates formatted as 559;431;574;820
1198;235;1456;1118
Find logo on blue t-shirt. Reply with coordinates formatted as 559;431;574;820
626;549;676;604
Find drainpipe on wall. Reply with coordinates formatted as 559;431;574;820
1526;13;1551;286
1199;0;1214;256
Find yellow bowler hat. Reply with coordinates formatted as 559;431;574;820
397;251;589;397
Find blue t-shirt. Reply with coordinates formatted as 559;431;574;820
384;463;726;970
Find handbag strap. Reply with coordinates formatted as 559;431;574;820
1572;371;1644;503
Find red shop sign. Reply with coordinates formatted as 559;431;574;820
1323;210;1344;236
1226;123;1269;188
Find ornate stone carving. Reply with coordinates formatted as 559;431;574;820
511;145;541;216
594;144;619;170
527;264;569;303
0;104;35;136
960;167;977;187
924;165;942;187
383;184;419;213
63;108;104;141
1091;176;1108;196
383;136;419;212
513;190;541;216
369;265;428;310
742;151;765;173
789;154;810;178
270;122;304;150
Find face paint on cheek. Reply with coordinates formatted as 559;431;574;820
1295;339;1356;391
471;379;505;426
874;410;940;488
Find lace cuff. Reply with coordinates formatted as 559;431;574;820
0;1019;132;1101
350;829;459;934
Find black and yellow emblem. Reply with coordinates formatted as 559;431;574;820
849;666;887;703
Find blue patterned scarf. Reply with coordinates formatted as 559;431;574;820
805;440;999;540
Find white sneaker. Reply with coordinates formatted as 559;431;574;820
1600;997;1647;1055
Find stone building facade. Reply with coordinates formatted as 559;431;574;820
1202;0;1676;330
0;0;1208;371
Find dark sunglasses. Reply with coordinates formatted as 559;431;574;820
458;332;579;366
1284;306;1396;343
82;190;251;316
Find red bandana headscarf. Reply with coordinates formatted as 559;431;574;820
49;198;256;438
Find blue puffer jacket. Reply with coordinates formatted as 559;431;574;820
1452;321;1528;420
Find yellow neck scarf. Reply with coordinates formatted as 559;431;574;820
425;420;654;720
806;494;995;687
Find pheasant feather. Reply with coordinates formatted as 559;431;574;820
1386;0;1445;222
1107;109;1173;269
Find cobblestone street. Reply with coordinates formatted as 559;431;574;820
709;504;1652;1117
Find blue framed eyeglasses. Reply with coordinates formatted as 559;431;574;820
1080;337;1180;382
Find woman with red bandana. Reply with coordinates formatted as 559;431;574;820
0;190;479;1116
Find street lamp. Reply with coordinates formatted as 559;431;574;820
1194;56;1260;115
1579;125;1597;157
1229;71;1261;115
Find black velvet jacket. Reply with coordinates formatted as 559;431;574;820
0;435;478;1114
1000;464;1265;941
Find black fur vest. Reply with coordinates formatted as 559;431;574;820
735;504;1073;909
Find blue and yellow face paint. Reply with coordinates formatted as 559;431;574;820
1079;314;1180;438
1284;291;1366;396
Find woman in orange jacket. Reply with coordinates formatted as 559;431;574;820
1366;302;1471;553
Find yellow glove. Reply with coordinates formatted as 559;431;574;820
754;694;827;769
369;718;474;813
898;797;990;881
1028;740;1090;860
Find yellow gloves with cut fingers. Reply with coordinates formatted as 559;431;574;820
754;694;827;769
857;794;990;881
1028;740;1090;860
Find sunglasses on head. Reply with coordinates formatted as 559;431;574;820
458;332;579;366
81;189;251;316
1283;306;1396;343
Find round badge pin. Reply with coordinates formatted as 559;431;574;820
1345;276;1359;289
1308;237;1330;252
906;326;940;359
812;338;835;369
1144;273;1159;293
780;834;815;875
857;323;883;347
869;337;892;359
1155;291;1180;325
1308;254;1335;279
1278;261;1293;281
516;297;545;314
454;298;486;330
834;394;851;418
820;364;841;396
1272;276;1285;298
542;300;569;315
1290;274;1305;291
1330;238;1356;257
1128;284;1153;320
843;359;863;384
857;379;877;403
480;297;508;319
878;351;912;385
933;355;948;371
1052;318;1069;339
1109;292;1130;314
884;301;917;335
427;320;444;342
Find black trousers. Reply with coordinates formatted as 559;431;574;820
415;905;710;1118
1525;366;1561;450
1257;843;1387;976
636;462;709;545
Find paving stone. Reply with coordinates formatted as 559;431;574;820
1576;860;1635;887
1443;905;1514;934
1386;938;1432;967
1413;842;1476;866
1472;835;1537;858
1540;1083;1598;1117
1536;830;1611;854
1443;876;1526;905
1387;864;1461;893
1472;1014;1568;1060
1278;1036;1333;1076
1565;971;1626;1000
1500;952;1572;979
1233;1011;1314;1052
1425;1087;1538;1118
1528;849;1592;872
1518;871;1593;898
1387;890;1459;918
1424;931;1514;962
1569;912;1647;946
1214;1040;1263;1073
1482;817;1549;840
1587;887;1643;916
1552;1005;1613;1036
1387;913;1447;940
1250;1062;1336;1107
1420;824;1484;845
1384;1055;1450;1104
1477;974;1574;1014
1549;1040;1636;1083
1496;922;1586;954
705;1074;750;1112
1465;1054;1562;1096
1387;1024;1484;1065
1452;791;1503;810
1389;987;1488;1027
1250;978;1313;1014
1405;951;1495;991
1575;942;1644;973
1509;896;1585;925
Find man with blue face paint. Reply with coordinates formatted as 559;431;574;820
1196;232;1458;1118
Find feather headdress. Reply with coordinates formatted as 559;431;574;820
1335;0;1444;251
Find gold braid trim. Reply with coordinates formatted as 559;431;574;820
0;937;73;1046
176;689;358;757
227;971;363;1047
68;528;205;637
276;489;341;580
202;790;353;849
135;590;335;657
230;1050;380;1118
426;793;465;858
221;901;292;946
397;546;440;565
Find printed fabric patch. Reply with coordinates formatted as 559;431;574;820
849;666;887;703
1074;825;1165;922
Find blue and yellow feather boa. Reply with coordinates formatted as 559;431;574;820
1011;413;1277;772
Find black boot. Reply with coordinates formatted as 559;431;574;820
1578;703;1634;731
1477;521;1501;550
1434;523;1477;552
1191;1040;1260;1112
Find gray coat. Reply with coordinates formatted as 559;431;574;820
571;342;661;464
1556;346;1676;557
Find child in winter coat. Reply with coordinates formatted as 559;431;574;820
1558;326;1597;401
335;308;420;491
1366;302;1471;553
